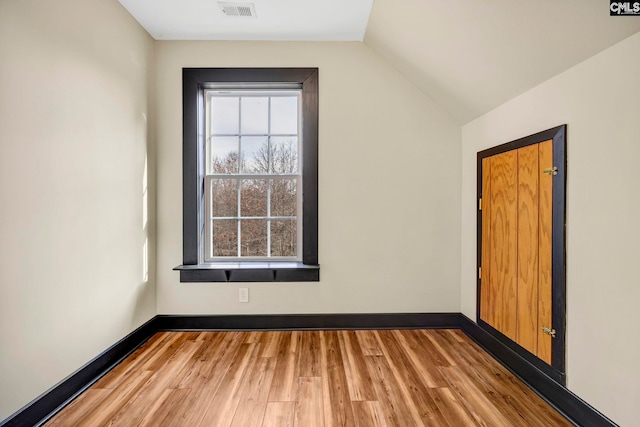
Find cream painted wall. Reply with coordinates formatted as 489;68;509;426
0;0;155;419
155;41;461;315
461;33;640;426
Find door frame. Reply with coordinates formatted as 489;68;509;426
476;125;567;384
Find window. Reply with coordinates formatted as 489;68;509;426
205;89;302;261
175;68;319;282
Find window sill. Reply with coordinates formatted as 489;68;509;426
173;262;320;282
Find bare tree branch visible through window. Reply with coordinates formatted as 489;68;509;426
211;139;298;257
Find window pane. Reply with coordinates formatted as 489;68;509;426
270;137;298;174
241;97;268;134
211;136;239;173
211;179;238;217
271;97;298;134
271;220;297;257
240;136;268;174
270;179;297;217
240;179;267;217
241;219;267;256
211;97;239;134
212;220;238;257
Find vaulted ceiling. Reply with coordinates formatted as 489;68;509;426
119;0;640;124
365;0;640;123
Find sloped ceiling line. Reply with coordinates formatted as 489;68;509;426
119;0;640;124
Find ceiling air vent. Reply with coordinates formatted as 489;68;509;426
218;2;257;18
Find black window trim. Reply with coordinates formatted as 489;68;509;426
174;68;319;282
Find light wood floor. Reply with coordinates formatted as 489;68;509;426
46;329;572;426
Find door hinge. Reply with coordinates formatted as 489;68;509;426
542;325;557;338
543;166;558;176
478;267;482;280
479;198;482;210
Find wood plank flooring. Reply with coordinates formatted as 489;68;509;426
46;330;572;426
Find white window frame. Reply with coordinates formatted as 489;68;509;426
203;88;303;262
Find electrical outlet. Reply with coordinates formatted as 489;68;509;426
239;287;249;303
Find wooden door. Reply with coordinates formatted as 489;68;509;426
480;140;553;364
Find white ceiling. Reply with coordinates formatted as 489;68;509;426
117;0;374;41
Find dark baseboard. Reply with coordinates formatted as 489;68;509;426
478;318;566;385
460;315;617;427
0;317;158;427
1;313;619;427
155;312;461;331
